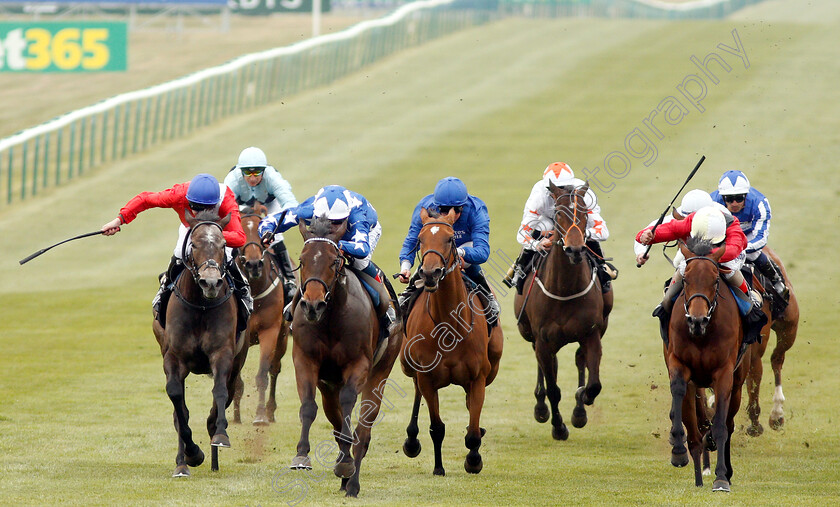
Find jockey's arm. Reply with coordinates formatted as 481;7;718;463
398;201;425;270
585;206;609;242
517;183;554;250
338;220;372;259
219;188;246;248
720;218;748;263
745;197;771;253
461;204;490;265
263;167;299;209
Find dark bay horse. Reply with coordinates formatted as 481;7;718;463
400;208;503;476
288;216;403;497
232;211;289;426
743;246;799;436
513;181;611;440
666;239;753;492
152;210;248;477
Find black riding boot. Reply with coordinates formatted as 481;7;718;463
272;240;297;305
587;240;617;293
397;271;421;318
504;249;537;292
226;257;252;336
754;252;789;300
653;277;683;346
153;255;183;327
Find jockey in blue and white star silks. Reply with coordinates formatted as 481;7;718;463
710;170;788;297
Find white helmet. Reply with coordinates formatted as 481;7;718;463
690;206;727;244
542;162;575;187
570;178;597;210
676;189;713;217
717;170;750;196
236;147;268;170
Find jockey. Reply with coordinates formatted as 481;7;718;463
224;146;299;303
101;173;252;329
396;176;500;321
503;162;616;293
259;185;396;334
710;170;788;298
636;206;765;344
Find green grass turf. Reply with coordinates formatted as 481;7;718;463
1;1;839;504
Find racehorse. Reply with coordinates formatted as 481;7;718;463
152;210;248;477
231;211;289;426
288;216;403;497
666;238;753;491
513;181;611;440
400;208;503;476
743;246;799;436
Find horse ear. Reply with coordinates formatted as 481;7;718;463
548;180;558;195
219;212;231;229
678;240;692;259
581;180;590;193
331;220;348;241
711;243;726;262
299;220;313;240
445;208;458;224
185;211;198;228
420;207;430;223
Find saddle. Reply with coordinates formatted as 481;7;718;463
347;263;399;363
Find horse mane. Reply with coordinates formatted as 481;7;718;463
686;236;716;256
427;207;441;219
194;209;219;222
308;215;334;237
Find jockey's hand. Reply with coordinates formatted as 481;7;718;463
398;269;411;284
636;253;648;266
101;217;122;236
457;247;466;265
535;237;553;252
260;231;274;248
639;229;654;245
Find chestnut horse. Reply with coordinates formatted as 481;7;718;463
400;208;503;476
152;210;248;477
666;238;753;491
288;216;403;497
231;211;289;426
513;182;612;440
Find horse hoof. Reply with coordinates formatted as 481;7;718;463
703;467;712;476
769;416;784;431
712;479;731;492
403;438;422;458
552;423;569;441
172;465;191;478
253;416;271;426
433;467;445;476
464;454;483;474
290;455;312;470
334;460;356;479
746;423;764;437
534;403;550;423
571;406;587;429
184;447;205;467
211;434;231;448
671;451;689;468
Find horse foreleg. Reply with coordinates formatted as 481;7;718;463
418;375;446;475
536;340;567;441
682;383;704;487
769;318;797;430
253;328;278;426
403;378;423;458
464;380;486;474
710;369;735;492
267;327;287;424
533;366;549;423
344;373;390;497
232;372;244;424
292;357;319;471
164;354;203;476
333;383;359;481
667;363;690;469
745;347;764;437
207;351;234;472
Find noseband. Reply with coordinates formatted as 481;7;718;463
683;256;720;320
300;237;345;302
419;221;459;281
553;190;587;248
175;220;232;310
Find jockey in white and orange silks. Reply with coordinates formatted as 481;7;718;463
503;162;615;293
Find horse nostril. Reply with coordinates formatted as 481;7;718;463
433;267;443;277
258;260;264;270
315;301;327;313
215;278;223;289
198;279;209;290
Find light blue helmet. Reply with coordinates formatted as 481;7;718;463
433;177;469;207
186;173;221;205
718;170;751;196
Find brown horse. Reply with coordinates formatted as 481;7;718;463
513;182;611;440
288;216;403;497
231;211;289;426
742;246;798;436
152;210;248;477
400;208;503;476
666;238;753;491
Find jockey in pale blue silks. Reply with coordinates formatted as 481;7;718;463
710;170;789;298
259;185;396;333
396;176;500;321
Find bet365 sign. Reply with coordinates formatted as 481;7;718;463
0;22;127;72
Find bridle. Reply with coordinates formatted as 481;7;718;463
418;220;460;282
238;213;283;300
175;220;232;310
299;237;346;303
552;188;587;249
683;255;720;320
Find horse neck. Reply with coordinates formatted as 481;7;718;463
427;266;470;324
541;240;591;293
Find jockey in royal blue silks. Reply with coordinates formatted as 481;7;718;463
710;170;789;299
258;185;396;334
396;176;501;322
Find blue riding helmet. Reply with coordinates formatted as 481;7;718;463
433;177;469;207
186;173;221;205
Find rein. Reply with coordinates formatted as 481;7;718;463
683;256;720;320
300;237;345;302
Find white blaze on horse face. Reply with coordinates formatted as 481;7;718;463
246;221;255;232
431;226;440;235
313;251;322;263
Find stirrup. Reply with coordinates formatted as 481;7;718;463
283;300;294;322
604;262;619;280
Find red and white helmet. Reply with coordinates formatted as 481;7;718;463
542;162;575;187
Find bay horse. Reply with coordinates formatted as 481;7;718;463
151;210;248;477
400;208;503;476
513;181;611;440
743;246;798;436
666;238;753;491
288;216;403;497
232;211;289;426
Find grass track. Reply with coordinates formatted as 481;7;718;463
1;1;839;504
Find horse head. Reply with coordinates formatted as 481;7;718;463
417;207;459;292
680;238;726;336
184;210;231;300
238;211;266;280
549;181;590;264
297;216;348;322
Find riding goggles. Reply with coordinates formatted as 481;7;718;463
723;194;746;203
241;167;265;177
